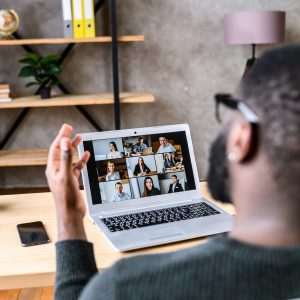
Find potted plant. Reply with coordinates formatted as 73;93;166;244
18;52;61;99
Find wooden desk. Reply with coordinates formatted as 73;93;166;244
0;182;234;290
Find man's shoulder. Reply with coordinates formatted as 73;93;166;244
114;236;228;279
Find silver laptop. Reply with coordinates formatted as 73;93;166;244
78;124;233;251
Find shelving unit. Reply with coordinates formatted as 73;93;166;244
0;149;79;167
0;35;144;45
0;92;155;109
0;0;155;170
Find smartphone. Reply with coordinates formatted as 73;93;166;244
17;221;50;247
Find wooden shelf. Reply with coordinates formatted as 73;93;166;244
0;35;144;46
0;92;155;109
0;149;79;167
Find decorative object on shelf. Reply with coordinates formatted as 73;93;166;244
0;83;11;102
18;52;62;99
0;9;19;40
224;10;285;75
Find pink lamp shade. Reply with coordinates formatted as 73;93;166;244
224;11;285;44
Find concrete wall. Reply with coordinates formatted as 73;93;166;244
0;0;299;188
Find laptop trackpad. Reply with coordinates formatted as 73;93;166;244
143;226;184;240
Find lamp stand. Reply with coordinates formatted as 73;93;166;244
243;44;258;77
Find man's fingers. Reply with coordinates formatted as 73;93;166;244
73;151;90;178
72;134;82;152
60;137;73;175
47;124;73;168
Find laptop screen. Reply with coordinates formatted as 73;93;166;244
83;131;196;205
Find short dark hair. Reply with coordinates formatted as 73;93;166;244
115;182;122;187
172;175;177;179
239;45;300;193
138;136;143;140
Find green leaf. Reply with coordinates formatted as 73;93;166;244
25;82;39;88
44;64;61;75
18;66;36;77
24;52;39;63
41;55;61;65
18;58;36;65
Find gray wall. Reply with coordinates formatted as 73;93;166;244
0;0;299;188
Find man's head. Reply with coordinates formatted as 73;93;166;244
207;45;300;205
172;175;178;184
159;137;167;147
115;182;123;194
138;136;144;144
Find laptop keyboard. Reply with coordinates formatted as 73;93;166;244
101;202;220;232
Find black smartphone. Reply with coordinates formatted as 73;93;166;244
17;221;50;247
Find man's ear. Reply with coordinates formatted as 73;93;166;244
227;118;258;163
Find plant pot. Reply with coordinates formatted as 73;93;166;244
40;87;51;99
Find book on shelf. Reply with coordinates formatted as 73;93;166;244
0;83;9;89
0;83;11;102
0;97;12;102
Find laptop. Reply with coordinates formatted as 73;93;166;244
78;124;233;251
142;146;153;155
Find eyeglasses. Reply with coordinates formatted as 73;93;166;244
214;94;259;124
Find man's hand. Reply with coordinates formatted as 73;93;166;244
46;124;90;241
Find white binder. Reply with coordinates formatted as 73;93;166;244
61;0;73;38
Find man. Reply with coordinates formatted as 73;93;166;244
46;45;300;300
132;136;148;155
168;174;184;193
112;182;131;202
156;136;176;153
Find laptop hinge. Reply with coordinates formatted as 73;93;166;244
97;198;197;218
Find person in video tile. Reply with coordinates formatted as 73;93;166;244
168;174;184;193
164;153;175;169
112;182;131;202
107;141;124;159
105;161;121;181
134;157;151;177
133;136;148;155
142;176;161;197
156;136;176;154
170;152;177;165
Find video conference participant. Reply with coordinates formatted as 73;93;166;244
168;174;184;193
107;141;124;159
156;136;176;154
105;161;121;181
170;152;177;166
112;182;131;202
142;177;161;197
133;157;151;176
133;137;148;155
163;153;175;169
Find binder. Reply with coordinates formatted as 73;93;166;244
61;0;73;38
72;0;85;38
83;0;96;38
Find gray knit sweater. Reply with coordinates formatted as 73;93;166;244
55;235;300;300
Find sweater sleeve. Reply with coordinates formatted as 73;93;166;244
55;240;98;300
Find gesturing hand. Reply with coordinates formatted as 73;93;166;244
45;124;90;241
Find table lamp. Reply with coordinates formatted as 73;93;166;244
224;10;285;75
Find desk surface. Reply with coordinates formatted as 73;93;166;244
0;182;234;290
